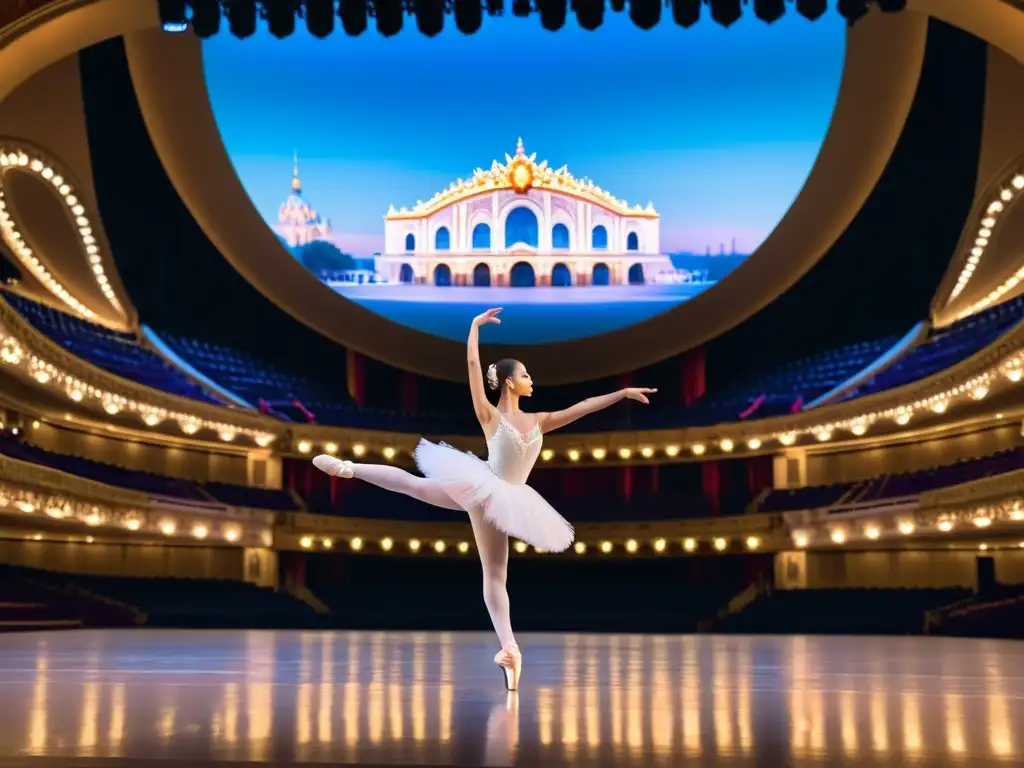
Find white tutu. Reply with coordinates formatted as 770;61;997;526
414;438;574;553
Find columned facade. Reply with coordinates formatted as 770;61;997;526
378;140;676;286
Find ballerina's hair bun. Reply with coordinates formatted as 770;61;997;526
486;363;499;390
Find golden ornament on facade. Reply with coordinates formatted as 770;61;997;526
384;138;659;221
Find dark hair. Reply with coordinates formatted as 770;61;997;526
487;358;520;391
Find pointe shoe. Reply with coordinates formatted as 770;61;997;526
494;642;522;691
312;454;354;478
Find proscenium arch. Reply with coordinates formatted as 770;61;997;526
99;8;932;384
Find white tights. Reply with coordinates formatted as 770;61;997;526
350;463;516;649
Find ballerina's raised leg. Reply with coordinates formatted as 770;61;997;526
313;454;521;689
312;455;462;510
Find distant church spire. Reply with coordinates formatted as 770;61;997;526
291;150;302;193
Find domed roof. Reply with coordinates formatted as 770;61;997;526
278;152;326;228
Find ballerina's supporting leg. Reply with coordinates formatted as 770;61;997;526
467;507;516;649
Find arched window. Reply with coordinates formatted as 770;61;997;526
399;264;415;283
551;263;572;287
510;261;536;287
551;223;570;249
628;263;645;285
504;207;539;249
404;233;415;251
626;232;639;251
472;222;491;250
472;263;491;287
434;263;452;286
434;226;450;251
591;224;608;250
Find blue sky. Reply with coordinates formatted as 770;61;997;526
202;12;846;257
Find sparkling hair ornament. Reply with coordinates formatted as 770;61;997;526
486;363;499;390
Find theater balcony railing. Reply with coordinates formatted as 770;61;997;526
0;454;276;547
1;293;1022;465
785;469;1024;550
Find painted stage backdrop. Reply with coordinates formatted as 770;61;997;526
202;13;846;344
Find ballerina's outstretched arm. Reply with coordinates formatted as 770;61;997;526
537;387;657;434
467;308;502;430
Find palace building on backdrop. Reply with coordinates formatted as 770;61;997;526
376;140;678;288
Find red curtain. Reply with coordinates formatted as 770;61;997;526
680;346;706;405
701;461;721;515
345;348;365;405
747;455;774;498
400;371;420;413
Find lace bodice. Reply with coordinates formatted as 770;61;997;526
486;416;542;485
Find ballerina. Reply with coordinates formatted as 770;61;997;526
312;307;655;690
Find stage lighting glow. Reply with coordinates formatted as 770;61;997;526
159;0;188;32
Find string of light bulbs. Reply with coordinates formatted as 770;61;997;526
0;144;126;320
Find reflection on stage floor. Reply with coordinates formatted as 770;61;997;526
0;630;1020;766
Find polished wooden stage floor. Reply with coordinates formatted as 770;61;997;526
0;629;1020;766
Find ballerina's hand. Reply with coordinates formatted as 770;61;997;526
472;308;502;327
624;387;657;404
